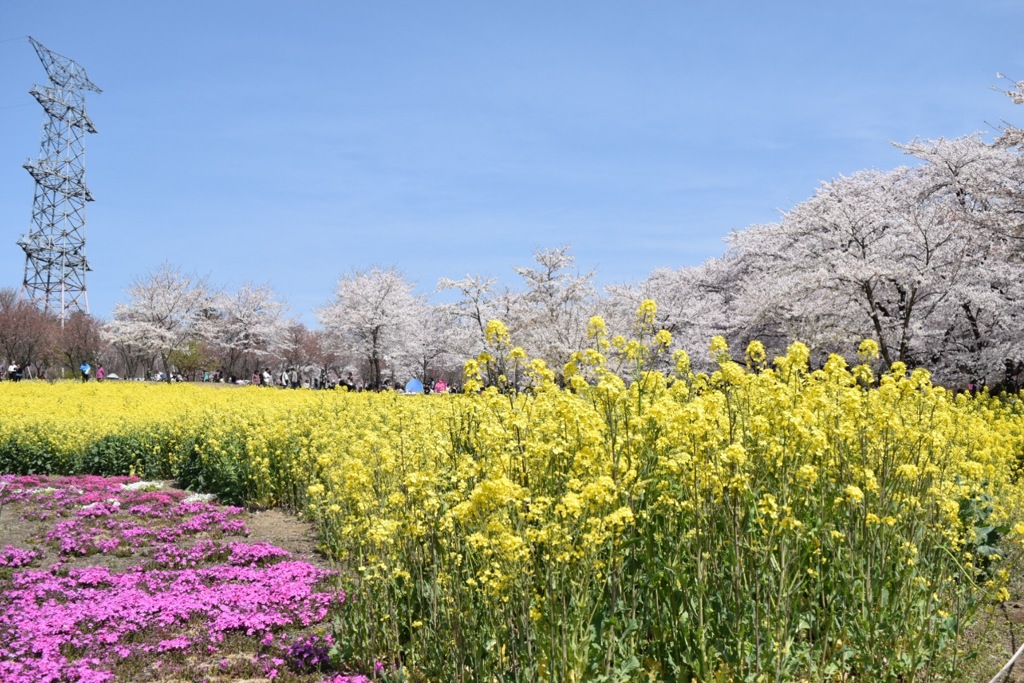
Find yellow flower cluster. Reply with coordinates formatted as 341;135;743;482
2;321;1024;680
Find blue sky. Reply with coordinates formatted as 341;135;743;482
2;1;1023;326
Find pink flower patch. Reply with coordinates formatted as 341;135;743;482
0;475;354;682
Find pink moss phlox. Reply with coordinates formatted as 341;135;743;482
156;636;191;652
0;474;358;683
228;541;292;566
77;501;122;518
3;560;341;680
0;545;43;568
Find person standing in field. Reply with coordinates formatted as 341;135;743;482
96;366;106;382
80;362;91;382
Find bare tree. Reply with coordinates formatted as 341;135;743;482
56;311;105;378
107;336;154;381
0;288;58;379
275;323;317;383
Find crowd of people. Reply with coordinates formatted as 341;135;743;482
4;358;454;394
197;367;455;394
230;368;454;393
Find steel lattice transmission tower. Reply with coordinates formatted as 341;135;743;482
18;36;101;320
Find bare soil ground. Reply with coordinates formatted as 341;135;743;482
970;579;1024;683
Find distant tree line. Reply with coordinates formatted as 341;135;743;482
0;289;105;381
6;83;1024;390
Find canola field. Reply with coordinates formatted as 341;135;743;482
2;333;1024;682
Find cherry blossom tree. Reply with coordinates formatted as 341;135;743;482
105;332;155;381
899;135;1024;384
715;159;1024;386
437;273;529;375
408;304;467;387
899;135;1024;241
922;257;1024;387
103;263;212;381
204;283;294;379
605;256;747;372
436;273;501;361
511;245;596;376
317;267;427;390
726;168;973;367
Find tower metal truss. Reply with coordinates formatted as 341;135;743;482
18;36;101;320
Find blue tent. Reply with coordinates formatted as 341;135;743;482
404;378;424;394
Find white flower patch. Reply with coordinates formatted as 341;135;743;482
82;498;122;510
29;487;60;495
182;492;216;503
121;481;164;492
